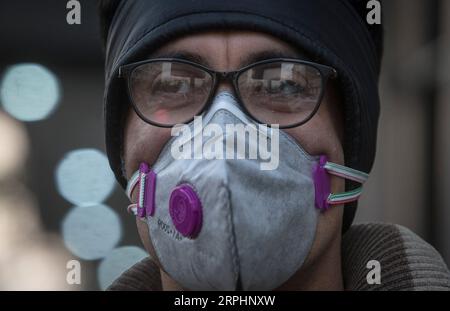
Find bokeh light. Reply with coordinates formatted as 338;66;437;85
97;246;148;290
55;149;115;206
0;185;73;290
0;112;28;180
62;204;121;260
0;63;60;121
1;237;73;290
0;185;41;260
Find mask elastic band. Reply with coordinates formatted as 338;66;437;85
127;203;138;215
313;156;369;211
126;171;140;199
126;162;157;217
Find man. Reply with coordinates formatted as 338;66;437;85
99;0;450;290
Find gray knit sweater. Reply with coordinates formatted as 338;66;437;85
107;223;450;291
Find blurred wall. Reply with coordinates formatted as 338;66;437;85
357;0;450;265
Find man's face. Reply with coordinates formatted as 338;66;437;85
123;31;345;289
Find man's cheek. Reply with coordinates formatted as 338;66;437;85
124;122;172;177
136;217;162;267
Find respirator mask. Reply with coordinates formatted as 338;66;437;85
125;92;368;290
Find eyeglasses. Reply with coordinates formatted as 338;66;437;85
119;58;337;128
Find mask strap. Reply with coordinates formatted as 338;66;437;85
127;159;369;214
313;156;369;211
125;162;156;218
126;171;140;200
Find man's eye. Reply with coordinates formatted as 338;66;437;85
155;79;190;94
266;80;306;95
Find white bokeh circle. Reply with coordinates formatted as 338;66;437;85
62;204;121;260
0;63;60;121
56;149;115;206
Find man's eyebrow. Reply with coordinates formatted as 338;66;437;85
148;49;312;69
148;51;212;67
239;50;311;67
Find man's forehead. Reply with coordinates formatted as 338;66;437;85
147;31;309;68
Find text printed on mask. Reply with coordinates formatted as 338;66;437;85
157;218;184;241
171;116;280;170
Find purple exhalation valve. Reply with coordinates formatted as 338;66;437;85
169;184;203;239
137;162;156;218
313;155;331;211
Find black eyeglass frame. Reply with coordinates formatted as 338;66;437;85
118;58;338;129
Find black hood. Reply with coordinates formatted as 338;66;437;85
103;0;382;233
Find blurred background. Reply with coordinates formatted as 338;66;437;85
0;0;448;290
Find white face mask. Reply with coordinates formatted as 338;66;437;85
126;92;368;290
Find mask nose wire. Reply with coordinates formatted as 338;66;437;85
202;69;241;114
200;89;252;127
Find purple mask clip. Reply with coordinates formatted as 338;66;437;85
312;155;331;211
137;162;157;217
